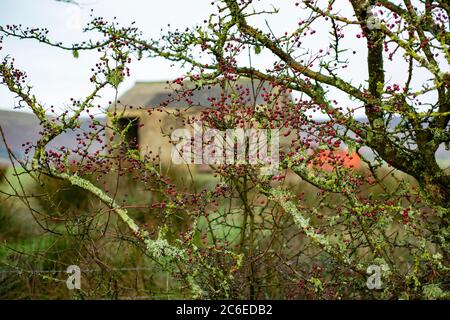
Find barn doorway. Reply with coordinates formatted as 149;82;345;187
118;117;140;150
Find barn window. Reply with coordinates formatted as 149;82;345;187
118;117;140;149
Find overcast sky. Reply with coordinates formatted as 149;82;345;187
0;0;446;118
0;0;216;112
0;0;303;113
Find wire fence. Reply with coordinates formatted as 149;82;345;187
0;266;182;299
0;267;155;274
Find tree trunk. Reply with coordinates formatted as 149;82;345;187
418;174;450;209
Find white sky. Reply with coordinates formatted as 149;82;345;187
0;0;219;112
0;0;447;118
0;0;300;113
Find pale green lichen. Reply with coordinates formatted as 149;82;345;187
269;187;356;268
423;284;448;300
52;171;245;299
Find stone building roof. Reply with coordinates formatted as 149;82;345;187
110;79;288;110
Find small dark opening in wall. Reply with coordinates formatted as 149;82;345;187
118;117;140;149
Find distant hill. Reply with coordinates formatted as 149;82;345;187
0;109;105;164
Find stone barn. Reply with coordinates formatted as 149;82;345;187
107;79;289;174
